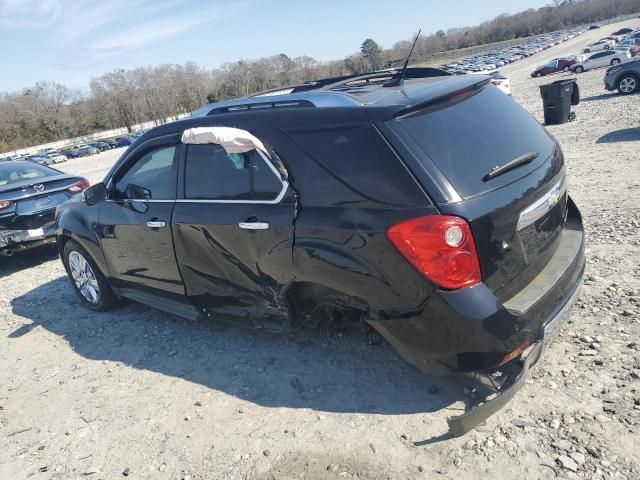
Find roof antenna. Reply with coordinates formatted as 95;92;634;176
385;28;422;87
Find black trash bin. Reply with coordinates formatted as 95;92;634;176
539;79;575;125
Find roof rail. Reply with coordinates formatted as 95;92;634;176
250;67;450;97
206;99;316;116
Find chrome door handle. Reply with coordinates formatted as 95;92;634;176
146;220;166;228
239;221;269;230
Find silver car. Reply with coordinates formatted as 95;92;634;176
572;50;631;73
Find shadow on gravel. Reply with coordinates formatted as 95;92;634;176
0;244;58;278
581;93;616;103
596;127;640;144
9;278;467;422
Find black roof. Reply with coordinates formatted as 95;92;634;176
192;68;492;120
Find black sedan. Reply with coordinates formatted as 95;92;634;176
0;162;89;255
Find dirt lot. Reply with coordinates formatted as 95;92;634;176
1;20;639;480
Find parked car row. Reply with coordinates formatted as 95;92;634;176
438;27;585;75
0;132;146;163
530;25;640;78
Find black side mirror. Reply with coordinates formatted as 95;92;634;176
83;182;107;206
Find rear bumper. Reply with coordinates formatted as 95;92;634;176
0;221;56;254
447;277;581;436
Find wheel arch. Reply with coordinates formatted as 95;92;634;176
56;204;110;278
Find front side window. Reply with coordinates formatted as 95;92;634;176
113;145;177;200
184;144;282;201
545;60;558;68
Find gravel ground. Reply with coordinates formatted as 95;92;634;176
1;20;639;480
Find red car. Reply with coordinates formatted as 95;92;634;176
531;57;578;77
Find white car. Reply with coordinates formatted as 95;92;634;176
582;40;615;53
45;153;67;164
571;50;631;73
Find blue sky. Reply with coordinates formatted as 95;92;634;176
0;0;551;92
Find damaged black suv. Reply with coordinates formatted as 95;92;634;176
56;69;585;435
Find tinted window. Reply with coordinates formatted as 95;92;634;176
184;144;282;201
289;125;428;206
113;145;176;200
0;163;57;186
393;86;555;199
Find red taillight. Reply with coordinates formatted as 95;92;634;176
67;178;90;193
0;199;13;210
386;215;482;290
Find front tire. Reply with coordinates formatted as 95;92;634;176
575;66;584;73
617;74;639;94
610;58;621;66
63;240;116;311
604;45;610;50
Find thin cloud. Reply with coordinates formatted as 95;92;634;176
85;3;242;57
53;0;181;44
0;0;63;28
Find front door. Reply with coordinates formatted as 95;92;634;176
171;143;295;323
99;141;184;296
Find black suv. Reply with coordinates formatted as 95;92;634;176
56;69;585;435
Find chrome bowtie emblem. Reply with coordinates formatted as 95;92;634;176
34;184;45;193
548;190;561;208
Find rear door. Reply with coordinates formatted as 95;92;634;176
171;142;295;322
99;139;184;296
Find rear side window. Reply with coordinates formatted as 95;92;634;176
184;144;282;201
288;125;427;206
392;86;555;198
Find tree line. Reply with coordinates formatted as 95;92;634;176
1;0;638;153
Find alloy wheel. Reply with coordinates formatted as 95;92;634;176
619;76;637;93
68;251;100;304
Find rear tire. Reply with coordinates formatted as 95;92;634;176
575;66;584;73
617;74;639;94
535;72;542;77
604;45;610;50
62;240;116;311
563;65;570;72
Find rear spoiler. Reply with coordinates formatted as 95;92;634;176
393;76;491;119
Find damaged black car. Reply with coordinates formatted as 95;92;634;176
55;69;585;435
1;161;89;256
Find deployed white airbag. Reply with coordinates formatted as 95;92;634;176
181;127;267;154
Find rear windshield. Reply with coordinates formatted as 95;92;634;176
392;86;555;198
0;163;57;186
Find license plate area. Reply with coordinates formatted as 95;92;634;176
16;192;69;215
27;228;45;238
